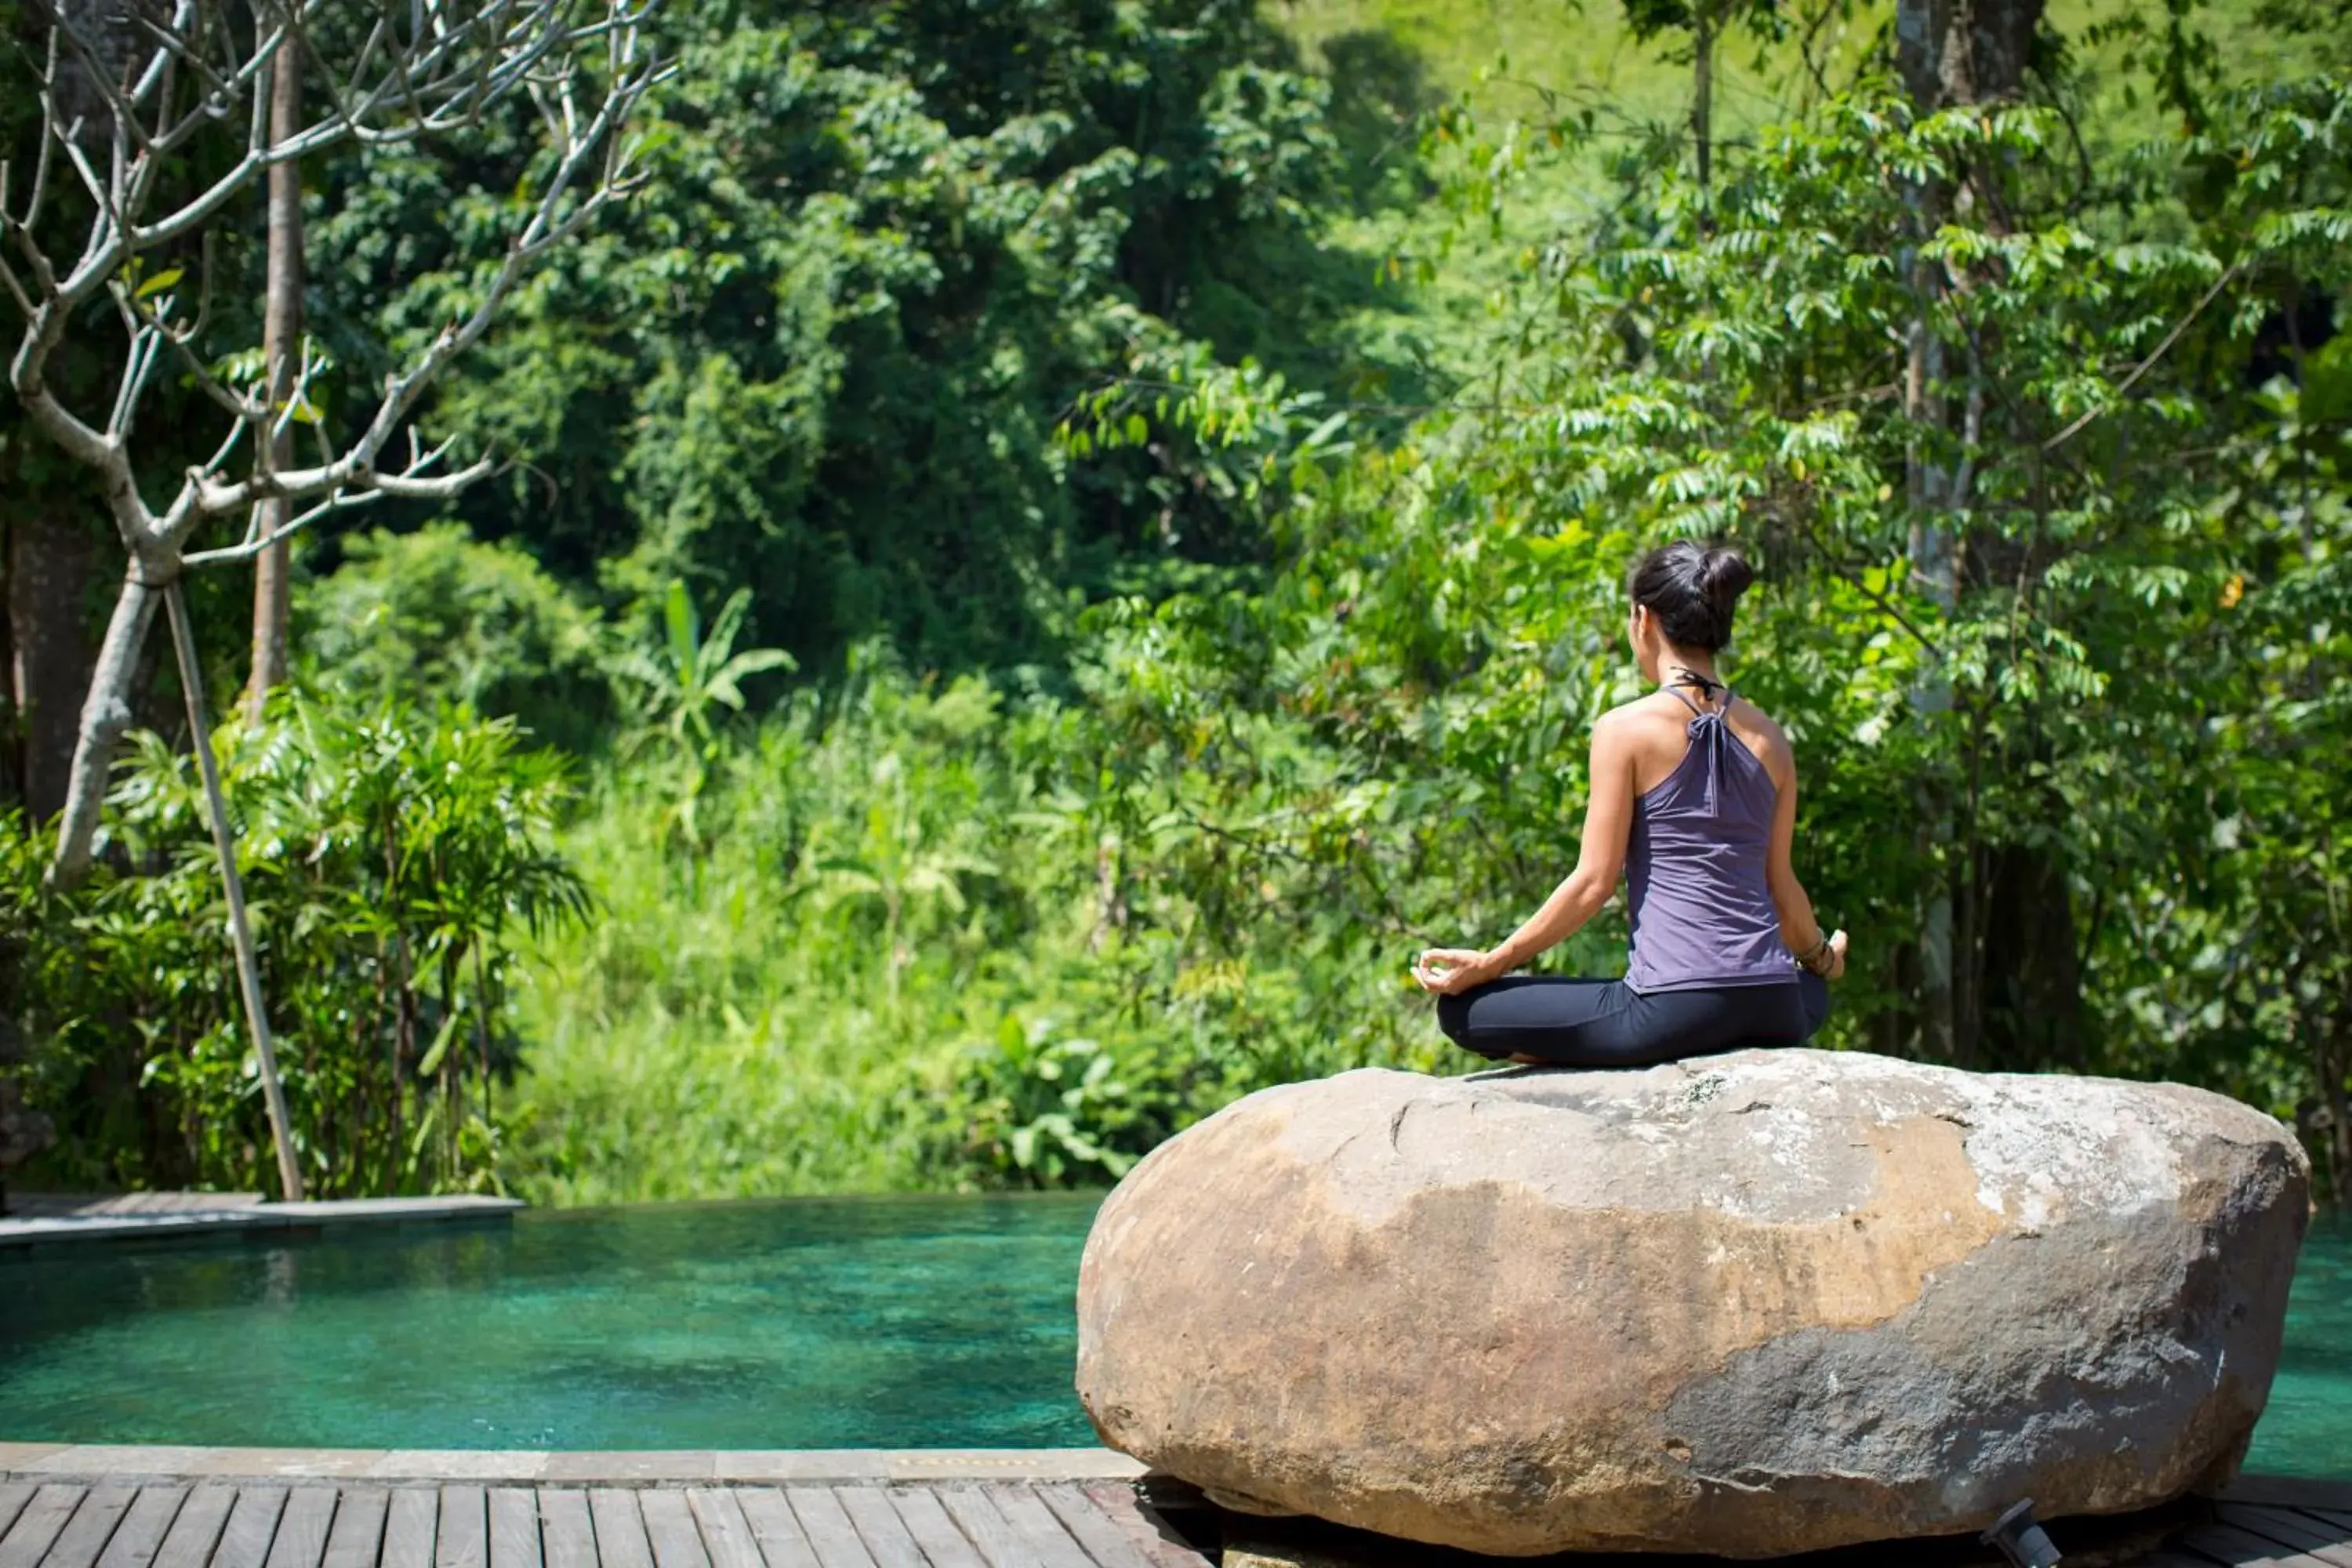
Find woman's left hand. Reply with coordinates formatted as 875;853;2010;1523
1413;948;1494;995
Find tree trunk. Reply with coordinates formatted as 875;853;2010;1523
245;34;304;720
49;570;158;885
1976;841;2084;1070
2321;1022;2350;1209
6;508;100;819
1896;0;2042;112
1692;1;1715;212
1904;314;1959;1063
1892;0;2043;1062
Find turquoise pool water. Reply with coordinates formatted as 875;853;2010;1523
2256;1210;2351;1478
0;1195;2345;1466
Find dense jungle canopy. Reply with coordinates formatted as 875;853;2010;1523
3;0;2350;1207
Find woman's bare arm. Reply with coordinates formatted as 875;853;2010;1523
1764;760;1844;977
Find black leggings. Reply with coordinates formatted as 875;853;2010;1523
1436;973;1830;1068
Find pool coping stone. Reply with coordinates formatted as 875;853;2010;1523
0;1445;1150;1485
0;1196;524;1248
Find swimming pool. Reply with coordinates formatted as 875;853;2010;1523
2;1194;2345;1472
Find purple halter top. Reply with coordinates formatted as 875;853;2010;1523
1623;677;1799;994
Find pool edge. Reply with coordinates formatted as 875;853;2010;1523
0;1196;525;1250
0;1443;1149;1484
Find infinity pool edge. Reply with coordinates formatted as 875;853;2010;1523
0;1443;1146;1483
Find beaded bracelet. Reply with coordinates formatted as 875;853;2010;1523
1794;932;1835;974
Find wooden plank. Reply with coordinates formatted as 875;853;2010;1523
2300;1511;2352;1539
380;1491;438;1568
264;1489;338;1568
823;1492;918;1568
1078;1485;1204;1568
148;1486;234;1568
2177;1521;2329;1566
634;1492;708;1568
680;1493;761;1568
2226;1481;2352;1513
321;1490;388;1568
2216;1504;2352;1568
729;1490;817;1568
927;1490;1034;1568
437;1489;488;1568
0;1484;89;1568
210;1488;289;1568
583;1494;650;1568
531;1495;593;1568
0;1488;36;1544
95;1488;189;1568
44;1486;136;1568
776;1492;869;1568
982;1487;1092;1568
488;1490;539;1568
1035;1485;1158;1568
872;1494;979;1568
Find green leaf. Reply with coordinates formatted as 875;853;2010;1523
416;1007;463;1078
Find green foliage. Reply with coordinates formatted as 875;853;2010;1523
510;660;1036;1201
1059;51;2352;1186
293;0;1406;677
612;580;796;753
1617;0;1787;49
8;694;587;1196
299;523;611;753
508;652;1345;1203
16;0;2352;1210
945;1018;1186;1186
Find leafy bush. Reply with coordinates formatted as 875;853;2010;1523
300;522;612;753
941;1016;1193;1188
10;692;587;1196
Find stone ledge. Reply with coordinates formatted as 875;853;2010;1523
0;1444;1150;1485
0;1195;524;1248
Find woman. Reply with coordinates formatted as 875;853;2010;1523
1412;541;1846;1066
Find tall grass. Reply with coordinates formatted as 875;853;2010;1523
511;660;1156;1202
506;639;1472;1204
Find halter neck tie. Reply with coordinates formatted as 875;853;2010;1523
1664;666;1732;814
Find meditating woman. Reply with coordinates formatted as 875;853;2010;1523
1411;541;1846;1066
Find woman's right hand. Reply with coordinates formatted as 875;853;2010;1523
1413;949;1495;996
1823;929;1848;981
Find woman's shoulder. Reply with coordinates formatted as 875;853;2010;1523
1727;694;1795;779
1595;691;1690;736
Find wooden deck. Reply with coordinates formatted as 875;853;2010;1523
0;1479;1209;1568
2;1472;2347;1567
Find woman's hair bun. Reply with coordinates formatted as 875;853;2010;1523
1626;539;1756;652
1700;546;1756;614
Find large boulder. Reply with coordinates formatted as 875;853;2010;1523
1074;1050;2309;1558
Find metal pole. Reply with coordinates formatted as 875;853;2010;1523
165;579;307;1202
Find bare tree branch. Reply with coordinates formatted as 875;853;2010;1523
4;0;667;884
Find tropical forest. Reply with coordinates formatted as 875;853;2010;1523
3;0;2350;1213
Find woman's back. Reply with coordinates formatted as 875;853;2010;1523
1616;683;1798;993
1414;537;1843;1068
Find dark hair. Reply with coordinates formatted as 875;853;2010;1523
1627;541;1756;652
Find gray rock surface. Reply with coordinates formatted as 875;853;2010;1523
1074;1050;2310;1558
